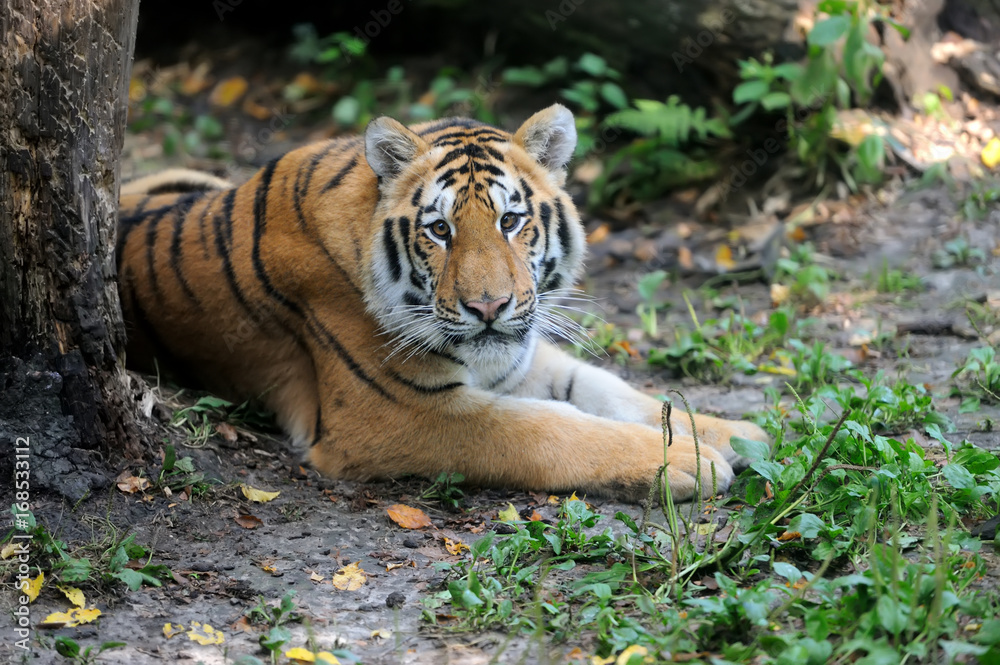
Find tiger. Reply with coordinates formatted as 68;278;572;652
117;104;768;502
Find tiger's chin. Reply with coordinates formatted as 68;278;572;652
451;329;537;389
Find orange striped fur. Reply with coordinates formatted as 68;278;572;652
118;105;767;501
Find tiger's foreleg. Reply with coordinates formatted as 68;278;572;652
306;384;734;502
508;340;767;469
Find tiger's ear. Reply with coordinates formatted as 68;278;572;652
365;117;428;180
513;104;577;173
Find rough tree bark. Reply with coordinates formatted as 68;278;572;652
0;0;142;501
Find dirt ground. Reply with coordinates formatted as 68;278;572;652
3;173;998;664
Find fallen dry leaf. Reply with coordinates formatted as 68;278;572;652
444;538;469;556
163;622;185;638
585;222;610;245
528;511;543;522
777;531;801;542
116;472;150;494
497;503;520;522
370;628;392;640
22;572;43;602
229;616;255;634
235;514;263;529
715;244;736;271
215;422;238;443
186;621;225;645
332;561;367;591
770;283;790;307
180;62;212;96
241;484;280;503
58;585;85;608
386;504;432;529
982;136;1000;169
209;76;248;107
40;607;101;628
309;571;325;583
1;542;21;559
678;245;694;270
285;647;317;662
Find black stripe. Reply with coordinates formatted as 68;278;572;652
168;193;204;305
294;141;340;229
252;158;305;316
124;271;198;386
144;207;172;303
134;195;152;216
382;218;402;282
387;370;463;394
314;407;323;443
410;185;424;207
416;118;489;136
320;155;358;194
555;200;571;258
213;189;254;313
307;322;395;402
564;369;576;402
289;147;365;299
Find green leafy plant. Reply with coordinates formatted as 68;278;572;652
932;236;986;269
953;347;1000;409
53;636;126;664
732;0;902;188
591;96;731;205
871;259;923;294
420;472;466;510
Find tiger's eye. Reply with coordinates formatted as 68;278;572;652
500;212;520;232
430;220;450;239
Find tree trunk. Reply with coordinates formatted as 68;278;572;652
0;0;142;501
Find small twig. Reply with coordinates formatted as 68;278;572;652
786;409;851;497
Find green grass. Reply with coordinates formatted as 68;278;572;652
421;287;1000;664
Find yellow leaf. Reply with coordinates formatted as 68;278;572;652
163;622;185;638
760;364;797;377
1;542;21;559
715;244;736;271
58;585;85;608
285;647;316;662
316;653;341;665
22;572;43;602
241;484;280;503
186;621;225;645
591;656;616;665
370;628;392;639
332;561;366;591
982;137;1000;169
40;607;101;628
616;644;650;665
770;282;790;307
444;537;469;556
386;504;432;529
309;571;325;583
209;76;248;107
497;503;520;522
547;495;560;505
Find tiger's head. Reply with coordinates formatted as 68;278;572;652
362;104;586;386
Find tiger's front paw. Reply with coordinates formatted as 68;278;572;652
662;437;735;501
680;413;770;472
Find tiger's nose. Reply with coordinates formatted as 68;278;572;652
463;296;511;322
